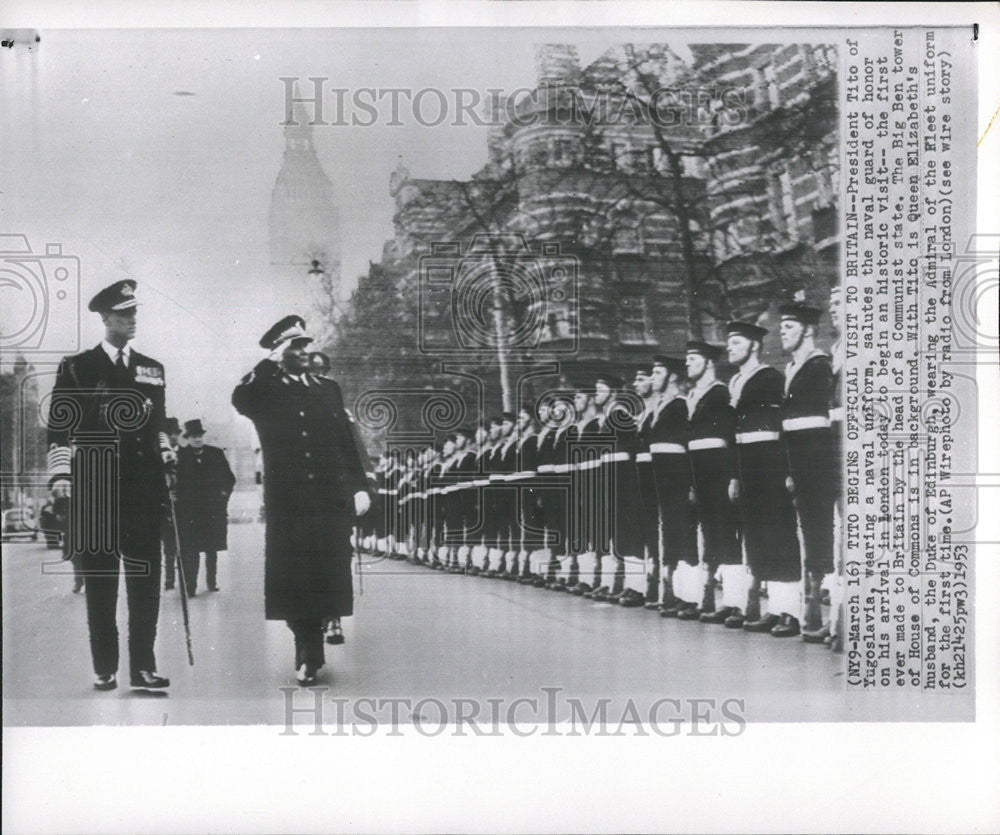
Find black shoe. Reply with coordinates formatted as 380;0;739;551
130;671;170;689
724;611;746;629
619;589;646;608
701;606;738;624
208;585;220;592
582;584;606;599
802;624;831;644
296;664;319;687
163;582;174;591
771;614;801;637
606;590;625;604
325;623;345;645
677;605;703;621
73;582;85;594
743;613;781;633
94;673;117;691
186;588;197;598
659;601;689;618
644;600;661;610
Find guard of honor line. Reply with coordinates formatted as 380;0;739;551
49;278;843;692
361;290;845;650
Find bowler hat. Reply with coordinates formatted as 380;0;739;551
183;419;206;437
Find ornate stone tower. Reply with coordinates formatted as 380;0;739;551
268;92;341;303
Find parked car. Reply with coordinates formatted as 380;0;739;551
2;508;39;542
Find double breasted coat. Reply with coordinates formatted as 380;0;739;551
232;360;370;620
176;445;235;553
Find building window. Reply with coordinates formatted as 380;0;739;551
619;297;653;343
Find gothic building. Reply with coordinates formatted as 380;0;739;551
336;41;839;420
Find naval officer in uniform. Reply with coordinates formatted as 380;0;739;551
232;316;371;686
47;279;175;691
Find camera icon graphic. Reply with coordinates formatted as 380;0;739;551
0;234;81;355
418;234;579;356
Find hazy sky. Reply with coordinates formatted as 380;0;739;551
0;28;675;424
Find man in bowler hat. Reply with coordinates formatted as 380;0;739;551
176;419;235;596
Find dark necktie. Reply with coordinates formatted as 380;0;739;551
116;349;127;373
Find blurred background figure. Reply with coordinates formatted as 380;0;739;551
176;419;236;596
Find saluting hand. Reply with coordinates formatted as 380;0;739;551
354;491;371;516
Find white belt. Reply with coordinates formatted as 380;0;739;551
427;487;441;496
442;484;461;494
508;470;536;480
601;451;631;463
635;452;652;463
649;442;686;455
488;473;504;482
552;463;572;473
377;488;390;495
412;491;426;500
735;430;780;444
536;464;555;473
575;459;602;471
829;407;844;422
688;438;727;451
472;479;490;488
783;416;830;432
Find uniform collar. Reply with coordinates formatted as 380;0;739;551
728;362;770;405
785;348;828;391
101;340;131;364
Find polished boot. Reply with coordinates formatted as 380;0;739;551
700;605;738;624
619;588;646;608
802;624;831;644
676;602;702;620
130;670;170;689
771;614;801;637
743;612;781;633
93;673;117;691
324;618;345;645
724;609;746;628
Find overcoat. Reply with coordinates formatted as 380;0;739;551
176;445;235;553
232;359;369;620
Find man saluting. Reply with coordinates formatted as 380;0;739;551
47;280;175;691
232;316;371;687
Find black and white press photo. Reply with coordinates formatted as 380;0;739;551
2;6;995;834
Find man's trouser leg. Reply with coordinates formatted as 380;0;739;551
83;551;120;676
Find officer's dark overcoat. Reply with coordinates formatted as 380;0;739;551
232;359;369;620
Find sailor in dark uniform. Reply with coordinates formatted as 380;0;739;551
725;321;803;636
448;427;476;572
468;422;492;574
779;300;837;637
594;371;646;607
683;341;741;622
803;285;846;648
567;378;602;596
512;405;541;583
495;412;520;579
232;315;370;686
545;396;577;590
631;365;663;608
47;279;174;691
647;355;699;617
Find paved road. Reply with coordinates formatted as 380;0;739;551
3;491;874;726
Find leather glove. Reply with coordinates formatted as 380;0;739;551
728;478;740;502
161;448;177;465
354;491;371;516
